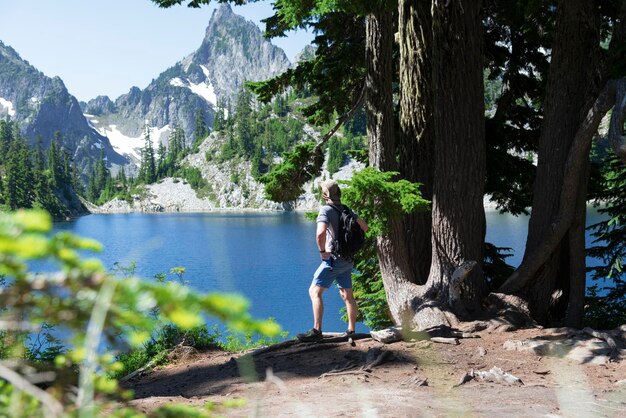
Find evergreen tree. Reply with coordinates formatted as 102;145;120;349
62;150;71;186
4;135;34;209
95;149;108;193
138;125;156;184
116;165;128;189
193;109;207;150
157;141;167;178
235;88;254;156
33;136;45;173
0;119;13;165
213;99;226;132
72;160;83;196
47;133;62;188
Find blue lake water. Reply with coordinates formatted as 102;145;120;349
46;208;608;337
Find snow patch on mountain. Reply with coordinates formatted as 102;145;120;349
84;112;170;161
149;124;172;146
0;97;15;117
169;69;217;106
188;80;217;106
170;78;185;88
95;124;144;160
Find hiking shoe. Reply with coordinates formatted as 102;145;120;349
342;330;356;338
297;328;323;342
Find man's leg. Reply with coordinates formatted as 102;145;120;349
309;283;326;331
339;287;357;332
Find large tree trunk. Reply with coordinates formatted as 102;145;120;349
426;0;488;313
397;0;434;285
366;7;421;325
513;0;601;324
367;1;487;329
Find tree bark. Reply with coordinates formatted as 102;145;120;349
366;7;422;325
499;81;616;295
366;10;396;171
565;163;590;328
609;79;626;163
503;0;602;323
427;0;487;312
397;0;434;285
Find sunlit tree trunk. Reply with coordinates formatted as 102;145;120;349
398;0;434;285
426;0;487;310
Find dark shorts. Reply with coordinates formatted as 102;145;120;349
312;257;353;289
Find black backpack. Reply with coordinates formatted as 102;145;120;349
329;204;365;259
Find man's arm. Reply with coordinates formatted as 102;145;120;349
357;218;369;233
316;222;330;260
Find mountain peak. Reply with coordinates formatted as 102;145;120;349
212;3;233;20
192;5;290;105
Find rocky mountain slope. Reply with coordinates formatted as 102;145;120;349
0;41;126;175
91;128;364;214
84;4;291;167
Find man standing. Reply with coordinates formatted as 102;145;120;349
297;180;368;342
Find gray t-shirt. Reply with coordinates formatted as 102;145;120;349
316;204;359;254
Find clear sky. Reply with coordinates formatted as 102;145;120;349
0;0;312;102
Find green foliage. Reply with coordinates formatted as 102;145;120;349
138;125;157;184
586;153;626;328
260;142;324;202
0;120;80;219
113;324;219;379
193;109;209;151
326;131;366;176
218;327;289;353
249;1;368;126
335;168;430;329
340;168;430;237
583;285;626;330
0;380;42;418
483;243;516;290
348;240;391;330
179;166;208;191
215;89;307;177
0;209;280;415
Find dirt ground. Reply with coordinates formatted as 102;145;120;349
125;327;626;417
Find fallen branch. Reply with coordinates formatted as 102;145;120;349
453;366;523;387
475;366;523;385
582;327;621;361
119;356;161;383
402;376;428;386
120;339;195;383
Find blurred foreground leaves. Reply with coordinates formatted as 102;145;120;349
0;210;280;417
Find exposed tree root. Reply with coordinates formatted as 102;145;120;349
257;343;343;358
249;340;298;357
318;348;393;379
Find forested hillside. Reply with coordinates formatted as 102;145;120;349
0;120;85;218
